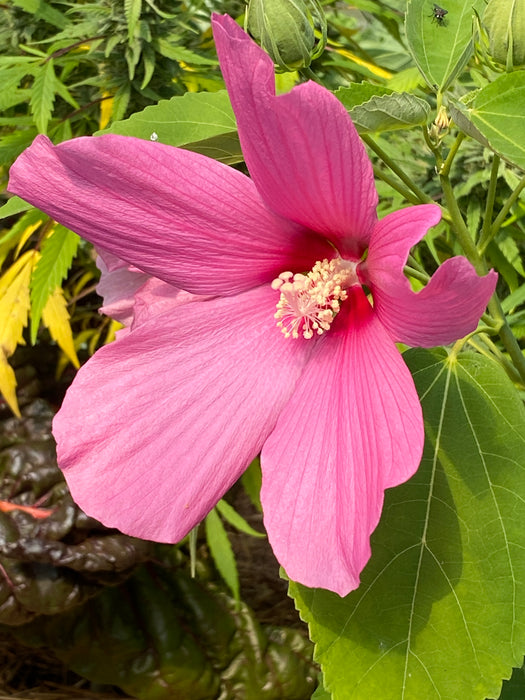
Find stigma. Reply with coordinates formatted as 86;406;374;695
271;257;359;339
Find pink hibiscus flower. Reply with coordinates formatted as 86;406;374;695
8;14;496;596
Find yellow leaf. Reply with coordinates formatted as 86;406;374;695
99;91;114;130
0;250;37;357
331;46;392;80
0;350;21;417
14;219;44;258
42;287;80;369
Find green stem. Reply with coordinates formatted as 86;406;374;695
469;334;523;386
404;265;431;285
477;154;500;248
478;171;525;254
439;132;465;177
362;134;434;204
371;164;420;204
439;173;525;383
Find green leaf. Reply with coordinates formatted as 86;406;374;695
10;0;67;28
467;72;525;172
30;225;80;343
205;507;240;601
7;565;317;699
215;499;265;538
101;90;242;164
290;349;525;700
406;0;486;91
312;676;332;699
337;89;430;133
154;38;219;66
335;83;393;110
0;197;32;220
30;59;57;134
0;128;38;168
125;0;142;42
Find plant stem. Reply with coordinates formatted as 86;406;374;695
371;164;420;204
478;171;525;254
362;134;434;204
477;154;499;248
439;172;525;383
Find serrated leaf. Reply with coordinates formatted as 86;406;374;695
0;251;36;355
100;91;242;164
312;678;332;700
205;507;240;601
337;90;430;133
335;83;393;110
0;197;32;220
215;499;265;538
30;59;57;134
290;349;525;700
154;38;218;66
406;0;486;91
30;224;80;343
41;287;79;368
124;0;142;42
0;351;21;417
466;72;525;172
10;0;67;28
0;128;38;168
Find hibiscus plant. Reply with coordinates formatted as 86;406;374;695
2;0;525;698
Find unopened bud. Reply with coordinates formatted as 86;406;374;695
246;0;327;72
483;0;525;71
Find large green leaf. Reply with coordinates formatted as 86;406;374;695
101;90;242;164
406;0;485;91
290;349;525;699
336;88;430;132
7;565;317;700
468;72;525;172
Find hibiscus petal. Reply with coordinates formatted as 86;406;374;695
53;285;312;542
260;287;423;595
365;205;497;346
212;14;378;257
8;134;331;296
96;251;151;329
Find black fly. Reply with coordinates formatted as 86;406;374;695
431;4;448;25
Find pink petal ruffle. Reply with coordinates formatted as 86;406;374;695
365;205;497;346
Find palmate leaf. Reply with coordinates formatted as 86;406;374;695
30;59;57;134
30;224;80;344
101;90;242;165
336;88;430;133
205;507;240;602
0;251;37;416
290;349;525;700
406;0;486;92
41;288;79;369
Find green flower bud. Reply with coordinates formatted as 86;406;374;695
483;0;525;71
245;0;327;72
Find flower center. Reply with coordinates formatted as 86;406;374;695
271;257;359;339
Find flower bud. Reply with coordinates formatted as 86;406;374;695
483;0;525;71
245;0;327;72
